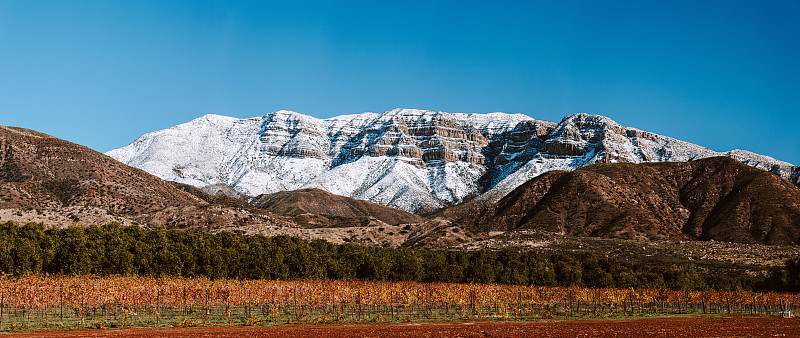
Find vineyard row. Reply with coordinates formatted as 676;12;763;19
0;275;796;329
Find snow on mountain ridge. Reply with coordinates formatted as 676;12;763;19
107;108;800;213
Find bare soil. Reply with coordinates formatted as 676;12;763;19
10;316;800;337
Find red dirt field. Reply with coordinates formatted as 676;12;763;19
8;317;800;338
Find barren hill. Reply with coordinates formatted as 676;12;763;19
0;125;201;213
455;157;800;245
250;188;425;225
0;125;289;229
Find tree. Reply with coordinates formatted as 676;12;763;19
12;238;41;275
496;249;527;285
464;249;497;284
390;250;424;281
551;255;582;287
524;254;557;286
785;257;800;291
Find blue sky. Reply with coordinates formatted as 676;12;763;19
1;1;798;164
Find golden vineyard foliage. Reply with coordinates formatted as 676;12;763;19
0;275;796;313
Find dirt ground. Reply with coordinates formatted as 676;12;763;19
8;317;800;337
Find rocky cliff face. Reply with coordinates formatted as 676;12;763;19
107;109;800;213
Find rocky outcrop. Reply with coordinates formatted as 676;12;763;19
329;109;490;167
107;109;800;213
458;157;800;245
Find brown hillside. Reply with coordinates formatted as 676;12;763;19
457;157;800;245
251;188;425;225
0;125;202;214
0;125;297;230
171;182;251;209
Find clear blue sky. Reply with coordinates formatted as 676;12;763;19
1;1;798;164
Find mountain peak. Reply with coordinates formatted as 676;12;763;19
382;108;449;121
262;110;323;123
107;109;800;213
386;107;438;114
558;112;622;128
265;109;302;117
0;125;54;139
197;113;238;122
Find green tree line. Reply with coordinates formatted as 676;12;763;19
0;221;794;291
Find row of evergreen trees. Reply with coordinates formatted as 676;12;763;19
0;221;795;291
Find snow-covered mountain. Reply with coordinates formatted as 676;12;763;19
107;108;800;213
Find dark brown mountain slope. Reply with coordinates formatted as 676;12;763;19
171;182;251;209
0;125;202;214
0;125;296;230
457;157;800;245
250;188;425;225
